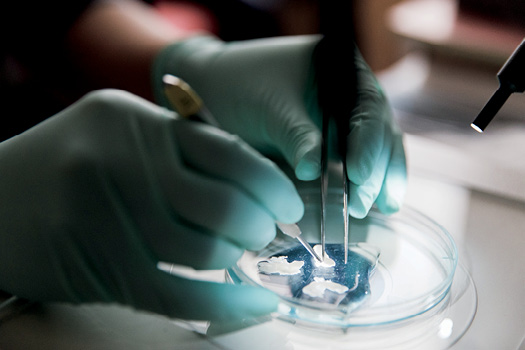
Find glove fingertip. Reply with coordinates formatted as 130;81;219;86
349;198;369;219
349;206;368;219
155;275;279;322
349;187;373;219
347;162;371;186
376;141;407;215
376;179;406;215
276;200;304;226
247;287;280;315
228;286;279;321
206;288;277;335
295;153;320;181
376;195;402;215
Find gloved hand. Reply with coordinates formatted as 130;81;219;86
152;35;406;218
0;89;303;322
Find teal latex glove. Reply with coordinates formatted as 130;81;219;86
153;35;406;219
0;89;303;321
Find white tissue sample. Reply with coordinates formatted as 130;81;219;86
302;277;349;298
313;244;336;267
258;256;304;275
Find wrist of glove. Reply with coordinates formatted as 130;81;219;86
0;89;303;322
153;35;407;218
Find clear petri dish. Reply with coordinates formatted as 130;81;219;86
227;188;458;330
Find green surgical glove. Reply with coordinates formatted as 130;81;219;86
153;35;406;219
0;89;303;321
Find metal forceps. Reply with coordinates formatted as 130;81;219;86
315;1;357;264
319;110;350;263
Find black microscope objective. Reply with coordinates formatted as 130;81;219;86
471;39;525;132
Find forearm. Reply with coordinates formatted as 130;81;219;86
66;0;201;100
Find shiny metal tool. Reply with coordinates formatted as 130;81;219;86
276;222;323;262
471;39;525;132
315;0;357;264
162;74;220;127
319;102;350;264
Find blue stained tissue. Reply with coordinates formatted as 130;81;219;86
257;243;378;313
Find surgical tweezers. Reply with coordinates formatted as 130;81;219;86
315;1;358;264
319;105;350;263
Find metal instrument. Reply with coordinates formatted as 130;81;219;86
316;0;357;264
276;222;323;262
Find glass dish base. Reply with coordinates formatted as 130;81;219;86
267;261;477;349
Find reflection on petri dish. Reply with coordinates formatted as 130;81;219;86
257;243;380;314
227;188;458;331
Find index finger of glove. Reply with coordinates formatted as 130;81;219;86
375;133;407;214
346;56;392;186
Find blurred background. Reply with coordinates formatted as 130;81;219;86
3;0;524;139
147;0;524;69
3;0;524;134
